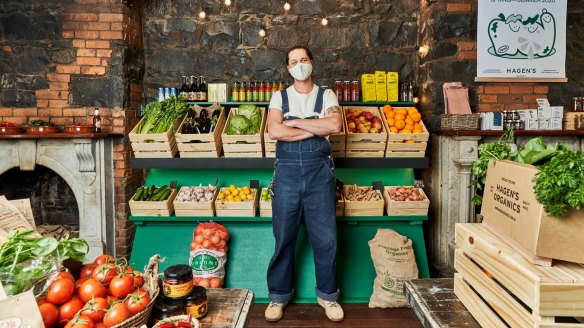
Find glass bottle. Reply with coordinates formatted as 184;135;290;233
93;107;102;133
179;76;189;99
342;81;350;102
199;76;207;101
351;81;360;102
252;81;259;102
189;76;198;101
407;82;414;102
231;81;239;102
246;81;252;102
265;81;272;102
278;81;285;92
334;81;342;101
258;81;265;102
239;81;247;102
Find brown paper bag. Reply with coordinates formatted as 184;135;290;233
0;281;44;328
443;82;471;114
368;229;418;308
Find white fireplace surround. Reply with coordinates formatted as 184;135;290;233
0;138;115;260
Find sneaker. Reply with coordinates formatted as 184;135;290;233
317;297;344;322
264;301;288;322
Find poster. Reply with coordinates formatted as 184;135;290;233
477;0;567;79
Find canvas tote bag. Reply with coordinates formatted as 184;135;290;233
0;281;44;328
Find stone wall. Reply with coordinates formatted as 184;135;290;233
142;0;421;101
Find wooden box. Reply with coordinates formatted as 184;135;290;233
336;194;345;217
221;107;266;158
259;188;272;217
176;104;226;158
129;117;181;158
343;106;388;158
563;111;578;130
382;112;429;158
263;126;276;158
215;187;258;217
454;223;584;328
129;188;177;216
383;186;429;215
329;109;346;157
343;185;384;216
173;187;218;217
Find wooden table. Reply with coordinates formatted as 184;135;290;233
404;278;480;328
199;288;254;328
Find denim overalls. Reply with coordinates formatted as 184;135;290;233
267;88;340;303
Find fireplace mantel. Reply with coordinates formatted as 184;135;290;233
0;135;120;259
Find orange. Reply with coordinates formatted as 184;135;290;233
405;117;414;125
386;118;395;127
404;140;416;144
390;127;398;133
394;113;406;121
404;124;414;131
395;119;406;130
397;108;408;115
413;125;424;133
400;128;412;134
383;104;393;112
410;112;422;122
407;107;418;115
385;110;395;119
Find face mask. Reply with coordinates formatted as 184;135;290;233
289;63;313;81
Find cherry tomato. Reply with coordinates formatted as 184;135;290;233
108;275;134;299
58;296;84;325
64;315;94;328
124;290;151;315
38;302;59;328
80;264;98;279
47;278;75;305
102;302;130;327
78;278;107;303
80;297;108;323
91;263;118;285
93;255;115;266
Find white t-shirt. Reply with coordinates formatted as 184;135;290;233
269;85;339;119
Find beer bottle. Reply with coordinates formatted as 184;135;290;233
93;107;102;133
199;76;207;101
189;76;197;101
179;76;189;99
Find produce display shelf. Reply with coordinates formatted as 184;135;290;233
130;157;430;169
185;101;416;106
130;214;427;223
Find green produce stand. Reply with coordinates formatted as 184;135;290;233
129;167;429;303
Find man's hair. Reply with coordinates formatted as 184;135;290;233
286;46;313;66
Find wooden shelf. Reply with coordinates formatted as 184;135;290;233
435;129;584;137
185;101;416;106
130;214;428;223
0;132;123;139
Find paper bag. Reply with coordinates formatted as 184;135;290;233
0;281;44;328
443;82;471;114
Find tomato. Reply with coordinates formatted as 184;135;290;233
124;290;151;315
75;277;88;293
131;270;144;288
94;323;106;328
55;271;75;283
37;296;48;306
47;278;75;305
78;278;107;303
39;302;59;328
64;315;94;328
93;255;115;266
102;302;130;327
80;264;98;279
91;263;118;285
80;297;108;323
58;296;84;325
108;275;134;299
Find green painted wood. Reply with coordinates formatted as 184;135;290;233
129;167;430;303
185;101;416;107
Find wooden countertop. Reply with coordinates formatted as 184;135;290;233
201;288;254;328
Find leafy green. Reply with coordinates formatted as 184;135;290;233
471;142;512;205
227;115;253;135
511;137;559;165
138;97;189;134
226;104;262;135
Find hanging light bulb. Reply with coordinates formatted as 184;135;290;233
198;10;206;19
321;17;329;26
224;0;231;5
284;2;291;11
259;28;266;37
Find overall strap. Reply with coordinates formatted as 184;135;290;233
281;90;290;115
313;87;325;114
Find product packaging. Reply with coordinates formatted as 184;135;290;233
361;74;376;102
374;71;387;102
189;222;230;288
386;72;399;102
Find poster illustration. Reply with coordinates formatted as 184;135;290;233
477;0;567;79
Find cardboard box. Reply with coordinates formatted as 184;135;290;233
361;74;376;102
481;160;584;264
386;72;399;102
374;71;387;102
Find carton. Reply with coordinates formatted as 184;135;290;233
374;71;387;102
386;72;399;102
361;74;376;102
481;160;584;264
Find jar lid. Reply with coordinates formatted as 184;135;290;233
164;264;192;279
154;297;184;312
185;286;207;301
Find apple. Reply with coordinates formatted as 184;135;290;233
370;128;378;133
364;112;373;121
358;127;368;133
371;116;381;124
347;122;356;130
358;116;366;123
372;122;382;130
364;120;372;127
357;123;365;130
346;113;354;120
354;109;363;117
347;108;355;115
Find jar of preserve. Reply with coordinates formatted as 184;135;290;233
342;81;350;102
150;297;185;325
334;81;342;101
575;115;584;130
184;286;208;319
163;264;193;300
351;81;360;102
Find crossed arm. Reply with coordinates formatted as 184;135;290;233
267;106;343;142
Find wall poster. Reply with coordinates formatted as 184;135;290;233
476;0;567;81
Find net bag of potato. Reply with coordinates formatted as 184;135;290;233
368;229;418;308
189;222;230;288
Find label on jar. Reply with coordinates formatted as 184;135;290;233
163;281;193;299
186;300;208;319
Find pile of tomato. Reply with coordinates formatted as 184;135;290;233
37;255;152;328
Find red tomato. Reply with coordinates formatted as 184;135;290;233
91;263;118;285
54;271;75;283
124;290;151;315
38;302;58;328
37;296;48;306
131;270;144;288
78;278;107;303
64;315;94;328
58;296;84;325
102;302;130;327
80;297;108;323
80;264;98;279
93;255;115;265
75;277;88;293
94;323;106;328
108;275;134;299
47;278;75;305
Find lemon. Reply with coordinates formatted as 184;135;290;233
231;189;239;196
223;188;231;196
243;187;251;195
217;193;225;200
229;184;236;190
247;194;255;201
234;196;242;202
227;195;235;202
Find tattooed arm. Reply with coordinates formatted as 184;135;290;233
283;105;342;137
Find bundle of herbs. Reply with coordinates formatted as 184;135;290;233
472;130;584;217
137;97;189;134
181;107;221;134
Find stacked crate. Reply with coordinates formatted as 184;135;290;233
344;106;388;157
221;107;266;158
175;104;226;158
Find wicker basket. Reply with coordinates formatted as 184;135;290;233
440;113;480;130
152;315;201;328
111;254;161;328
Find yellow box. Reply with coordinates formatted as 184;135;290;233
361;74;376;102
375;71;387;102
386;72;399;102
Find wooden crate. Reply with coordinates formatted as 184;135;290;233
263;125;276;158
129;188;177;216
382;113;429;157
454;223;584;328
259;188;272;217
129;117;181;158
173;187;218;217
343;106;388;158
342;185;384;216
215;188;258;217
336;195;345;217
176;104;226;158
563;112;578;130
330;109;346;157
383;186;429;215
221;107;266;158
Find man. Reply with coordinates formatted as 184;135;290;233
264;45;344;322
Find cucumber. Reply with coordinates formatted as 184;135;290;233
151;186;168;201
133;187;144;201
159;188;172;201
146;185;157;200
